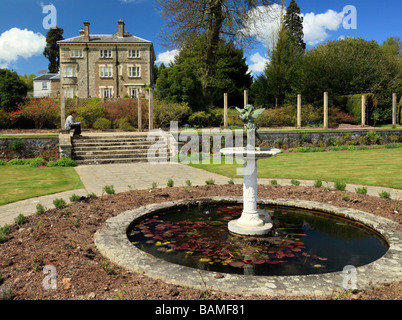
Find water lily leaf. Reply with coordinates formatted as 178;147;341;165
251;259;265;265
200;258;211;262
314;264;325;268
155;241;163;246
229;261;245;268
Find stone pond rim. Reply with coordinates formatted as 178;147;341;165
94;197;402;297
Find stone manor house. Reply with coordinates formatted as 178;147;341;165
56;19;155;99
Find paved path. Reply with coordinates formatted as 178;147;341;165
1;162;401;227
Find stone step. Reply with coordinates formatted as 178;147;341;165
74;157;167;165
71;134;168;165
72;141;157;148
73;150;165;157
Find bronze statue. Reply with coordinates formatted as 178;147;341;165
235;104;265;143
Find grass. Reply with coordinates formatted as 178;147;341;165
189;148;402;190
0;166;84;205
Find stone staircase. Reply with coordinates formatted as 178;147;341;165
71;133;169;165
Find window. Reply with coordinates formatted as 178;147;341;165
128;66;140;78
42;82;48;90
71;49;83;58
128;88;138;98
100;66;113;78
128;49;140;58
100;50;112;58
101;88;113;99
65;87;75;98
65;66;76;77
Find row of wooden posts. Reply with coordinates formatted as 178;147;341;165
61;89;398;131
224;90;399;129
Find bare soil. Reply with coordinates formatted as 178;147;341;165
0;184;401;301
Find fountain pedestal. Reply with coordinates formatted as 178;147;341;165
220;147;281;236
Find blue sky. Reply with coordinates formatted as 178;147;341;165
0;0;400;77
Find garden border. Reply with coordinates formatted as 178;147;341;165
94;197;402;297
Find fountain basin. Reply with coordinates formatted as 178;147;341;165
94;197;402;296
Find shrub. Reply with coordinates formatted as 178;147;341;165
291;179;300;186
270;180;278;185
114;118;135;131
314;180;322;188
227;179;234;185
0;225;10;243
69;194;81;202
93;117;112;131
0;109;22;129
205;178;215;185
7;158;26;165
255;105;296;127
153;100;191;128
27;157;47;167
15;214;27;225
10;139;24;153
104;98;147;127
36;203;46;215
334;181;347;191
185;179;192;186
76;98;105;128
103;185;115;194
355;186;367;194
0;160;6;166
18;98;59;129
167;179;174;187
47;157;77;167
53;198;66;208
379;191;390;199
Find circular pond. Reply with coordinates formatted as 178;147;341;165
127;203;389;276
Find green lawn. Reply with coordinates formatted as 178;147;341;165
0;166;84;205
189;148;402;190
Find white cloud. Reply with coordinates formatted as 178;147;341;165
302;10;344;45
155;49;180;65
243;4;283;50
0;28;46;68
244;5;346;48
248;52;269;75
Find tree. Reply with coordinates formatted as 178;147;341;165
155;37;252;109
0;69;27;111
293;38;402;123
43;27;64;73
19;74;37;92
284;0;305;51
251;1;305;107
157;0;276;104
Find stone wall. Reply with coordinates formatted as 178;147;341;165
259;130;401;148
0;136;59;160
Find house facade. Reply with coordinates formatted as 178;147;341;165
57;20;155;99
33;73;60;98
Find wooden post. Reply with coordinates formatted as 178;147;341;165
392;93;397;129
323;92;328;129
361;95;366;127
244;90;248;106
149;87;153;131
60;90;66;130
137;95;142;132
224;93;228;129
297;94;302;129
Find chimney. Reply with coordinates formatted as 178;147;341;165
118;19;125;37
84;22;90;41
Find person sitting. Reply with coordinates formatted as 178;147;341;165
65;111;82;137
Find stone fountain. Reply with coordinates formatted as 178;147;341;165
220;105;281;236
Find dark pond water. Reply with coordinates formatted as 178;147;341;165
127;204;389;276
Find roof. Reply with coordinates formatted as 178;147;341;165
58;33;152;45
34;73;60;81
